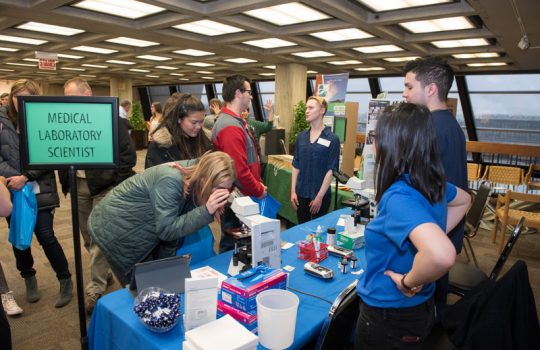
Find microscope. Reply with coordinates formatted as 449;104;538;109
341;177;376;243
226;196;281;276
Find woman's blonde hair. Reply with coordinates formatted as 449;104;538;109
186;152;236;205
8;79;42;127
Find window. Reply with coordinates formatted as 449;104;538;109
466;74;540;145
177;84;208;111
147;85;170;112
345;78;371;132
257;81;275;119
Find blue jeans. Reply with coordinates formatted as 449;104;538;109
10;209;71;280
355;298;435;350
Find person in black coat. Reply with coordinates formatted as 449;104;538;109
145;93;212;168
0;79;72;308
58;78;136;313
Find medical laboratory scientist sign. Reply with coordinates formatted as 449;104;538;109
18;96;119;170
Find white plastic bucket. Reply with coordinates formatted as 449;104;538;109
256;289;299;349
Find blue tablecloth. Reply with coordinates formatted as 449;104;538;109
88;208;364;350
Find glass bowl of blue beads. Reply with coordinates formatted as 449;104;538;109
133;287;182;333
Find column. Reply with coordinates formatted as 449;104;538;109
110;77;133;107
274;63;307;146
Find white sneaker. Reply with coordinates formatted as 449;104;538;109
2;291;23;316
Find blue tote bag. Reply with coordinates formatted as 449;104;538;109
8;184;38;251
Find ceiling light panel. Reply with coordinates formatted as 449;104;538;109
17;22;84;36
0;68;15;72
6;62;36;67
106;37;159;47
467;62;507;67
186;62;215;67
106;59;135;65
225;58;258;63
196;70;213;74
23;58;39;62
202;76;214;80
173;20;243;36
306;70;318;74
292;51;334;58
310;28;373;42
244;2;330;26
61;67;85;71
72;45;117;54
259;73;275;76
146;75;160;78
169;73;185;76
431;38;490;48
82;64;108;68
0;35;47;45
58;53;84;59
400;17;474;33
383;56;420;62
155;65;178;70
0;47;19;52
136;55;171;61
355;67;385;71
353;45;403;53
243;38;296;48
357;0;451;12
173;49;214;56
73;0;165;19
129;68;150;72
80;74;96;77
452;52;499;59
263;65;276;69
328;60;363;65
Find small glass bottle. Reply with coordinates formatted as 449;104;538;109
326;227;337;246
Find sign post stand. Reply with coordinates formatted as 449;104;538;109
18;96;120;350
69;165;88;347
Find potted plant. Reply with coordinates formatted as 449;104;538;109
130;101;147;150
289;100;308;155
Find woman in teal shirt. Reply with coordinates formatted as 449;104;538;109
355;103;470;349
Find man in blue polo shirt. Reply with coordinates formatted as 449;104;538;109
403;56;468;306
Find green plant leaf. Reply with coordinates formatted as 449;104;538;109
289;100;308;145
130;101;146;131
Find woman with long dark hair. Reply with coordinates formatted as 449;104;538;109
0;80;72;308
355;103;470;349
145;93;212;168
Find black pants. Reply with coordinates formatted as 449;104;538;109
297;193;331;224
355;298;435;350
0;305;11;350
10;209;71;280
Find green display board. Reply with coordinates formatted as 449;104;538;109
19;96;119;169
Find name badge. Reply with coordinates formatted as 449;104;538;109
317;138;331;147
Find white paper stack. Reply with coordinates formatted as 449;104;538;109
183;314;258;350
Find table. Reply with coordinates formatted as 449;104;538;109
264;162;355;224
88;208;364;350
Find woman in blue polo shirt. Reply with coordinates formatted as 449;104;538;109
291;96;340;224
355;103;470;349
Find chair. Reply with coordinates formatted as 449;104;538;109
483;165;524;194
466;162;482;190
492;190;540;253
525;163;540;192
462;183;491;267
448;217;525;297
314;280;359;350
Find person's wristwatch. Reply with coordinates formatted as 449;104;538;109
401;273;419;293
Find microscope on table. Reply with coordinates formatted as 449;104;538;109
345;177;376;227
225;196;281;276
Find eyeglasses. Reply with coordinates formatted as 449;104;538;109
240;88;252;96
